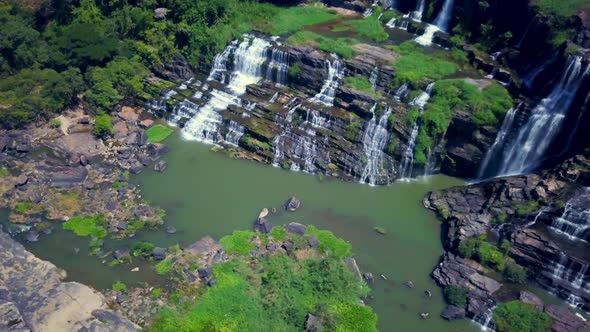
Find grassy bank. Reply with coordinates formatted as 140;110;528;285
286;31;358;59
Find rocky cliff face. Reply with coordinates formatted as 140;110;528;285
425;150;590;316
0;226;139;331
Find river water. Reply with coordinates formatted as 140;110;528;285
10;133;477;331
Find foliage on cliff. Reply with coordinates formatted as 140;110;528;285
149;226;376;331
494;300;552;332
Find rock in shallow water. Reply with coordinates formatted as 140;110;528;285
440;305;465;320
154;160;167;173
285;196;301;211
286;222;306;236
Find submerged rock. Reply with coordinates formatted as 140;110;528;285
154;160;167;173
304;313;320;332
440;305;465;320
254;217;273;234
152;247;166;260
285;196;301;211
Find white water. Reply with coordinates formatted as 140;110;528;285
385;17;397;28
551;252;589;291
432;0;455;31
181;36;270;143
415;24;440;46
493;56;590;176
269;92;279;103
310;58;344;106
477;105;519;178
224;120;245;146
363;8;373;18
369;66;379;91
399;20;409;30
266;48;289;86
399;83;434;179
290;134;318;173
551;188;590;242
286;103;301;123
411;0;427;21
360;104;392;186
208;40;238;83
394;83;409;100
471;306;496;331
310;110;330;130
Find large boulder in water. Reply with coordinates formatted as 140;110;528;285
286;222;306;236
285;197;301;211
254;217;273;234
440;305;465;321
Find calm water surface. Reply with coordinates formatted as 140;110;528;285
12;133;478;331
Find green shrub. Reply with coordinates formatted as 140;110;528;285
0;168;9;177
392;44;458;87
155;258;174;275
62;214;108;238
286;31;357;59
514;201;540;217
132;241;155;258
270;226;287;242
494;301;552;332
535;0;590;17
344;7;388;42
343;76;379;97
242;135;271;152
458;235;506;271
305;225;352;258
15;202;35;214
262;5;340;35
344;121;362;142
94;112;113;138
504;262;527;284
287;62;302;81
443;285;469;307
493;212;508;225
219;230;256;255
112;281;127;292
146;124;174;143
50;118;61;128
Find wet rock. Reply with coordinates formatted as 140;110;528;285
207;278;217;287
79;154;89;166
128;162;144;174
116;293;128;304
285;196;301;211
198;267;212;279
113;250;130;261
254;217;273;234
306;235;320;248
545;305;590;332
404;281;414;289
87;309;140;331
139;119;154;129
116;221;128;230
15;175;28;187
147;143;169;159
30;192;42;204
49;166;88;188
363;272;375;284
304;313;320;332
286;222;307;236
16;144;29;153
419;312;429;319
519;291;544;310
152;247;166;260
154;160;168;173
258;208;269;219
281;240;294;251
440;305;465;321
131;267;139;272
153;53;194;82
25;230;39;243
137;130;148;147
344;257;363;281
74;248;80;254
166;226;177;234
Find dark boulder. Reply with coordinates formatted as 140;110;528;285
15;174;28;187
198;267;212;279
518;291;544;310
286;222;306;236
116;293;128;304
113;250;130;261
306;235;320;248
253;218;273;234
153;53;194;82
25;230;39;243
304;313;320;332
363;272;374;284
285;196;301;211
154;160;168;173
545;305;590;332
152;247;166;260
116;221;128;231
49;167;88;188
207;278;217;287
440;305;465;321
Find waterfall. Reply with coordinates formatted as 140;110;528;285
550;188;590;242
423;148;436;176
181;36;270;143
415;24;440;46
208;40;238;83
266;48;289;85
272;133;284;167
170;99;201;124
224;120;245;146
432;0;455;32
386;17;397;28
286;103;301;123
493;56;590;176
269;92;279;103
477;105;519;178
146;89;178;114
386;0;398;9
290;134;318;173
471;306;497;331
411;0;427;21
399;83;434;179
399;21;409;30
369;66;379;91
394;83;409;100
360;104;393;186
551;252;589;291
310;58;344;107
363;8;373;18
310;110;330;130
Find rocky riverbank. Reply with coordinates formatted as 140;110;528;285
0;106;169;241
424;149;590;328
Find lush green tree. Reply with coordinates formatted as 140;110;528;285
94;112;113;137
443;285;469;307
494;301;552;332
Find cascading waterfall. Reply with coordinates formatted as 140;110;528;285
394;83;409;100
551;252;589;291
423;148;436;176
146;89;178;114
399;83;434;179
265;48;289;86
411;0;427;21
471;306;497;331
181;36;270;143
369;66;379;91
416;0;454;45
208;41;238;83
290;134;318;173
360;104;393;186
550;188;590;242
269;92;279;103
399;21;409;30
491;56;590;176
310;110;330;130
432;0;455;32
385;17;397;28
310;58;344;107
363;8;373;18
224;120;245;146
286;103;302;123
477;105;519;179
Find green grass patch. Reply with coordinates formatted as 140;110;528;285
155;258;174;275
146;124;174;144
131;241;155;258
443;285;469;307
0;168;9;177
150;250;375;331
112;281;127;292
535;0;590;17
219;230;256;255
14;202;35;214
458;235;506;271
270;226;287;242
260;5;340;35
62;214;108;238
343;7;388;42
305;225;352;258
392;51;458;87
343;75;380;97
494;300;552;332
286;31;358;59
513;201;541;217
